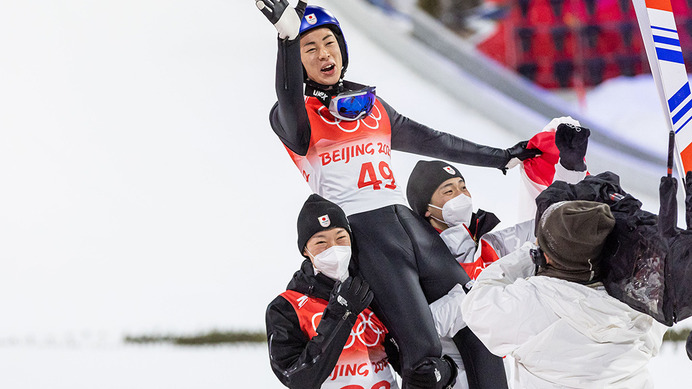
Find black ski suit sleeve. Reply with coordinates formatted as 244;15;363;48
381;98;511;169
269;37;312;156
265;295;358;389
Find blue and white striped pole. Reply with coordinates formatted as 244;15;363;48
633;0;692;179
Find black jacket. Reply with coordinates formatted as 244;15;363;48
265;260;399;389
534;171;692;326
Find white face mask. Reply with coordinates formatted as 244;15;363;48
429;194;473;227
308;245;352;282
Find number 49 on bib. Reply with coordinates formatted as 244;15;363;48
358;162;396;190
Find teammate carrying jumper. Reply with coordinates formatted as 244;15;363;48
266;194;401;388
404;119;590;388
256;1;538;387
406;118;590;281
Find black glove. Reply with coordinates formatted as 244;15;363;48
687;330;692;360
383;335;402;374
555;122;590;171
403;355;458;389
502;140;541;174
256;0;307;40
327;276;374;319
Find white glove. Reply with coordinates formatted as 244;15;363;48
541;116;581;133
256;0;307;40
429;283;467;338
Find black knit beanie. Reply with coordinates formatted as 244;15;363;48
406;160;465;217
536;200;615;283
297;194;352;256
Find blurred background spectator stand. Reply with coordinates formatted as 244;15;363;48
420;0;692;89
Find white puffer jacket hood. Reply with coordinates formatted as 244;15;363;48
461;244;667;389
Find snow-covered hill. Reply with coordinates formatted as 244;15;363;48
0;0;689;387
0;0;529;336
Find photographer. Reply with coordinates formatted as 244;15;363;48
461;201;667;388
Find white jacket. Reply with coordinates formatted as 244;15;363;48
430;152;587;389
440;163;586;279
461;244;667;389
440;219;535;279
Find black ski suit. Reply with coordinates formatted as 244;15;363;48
269;36;508;388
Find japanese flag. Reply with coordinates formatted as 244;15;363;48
318;215;331;227
305;13;317;25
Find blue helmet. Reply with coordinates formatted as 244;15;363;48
300;6;349;76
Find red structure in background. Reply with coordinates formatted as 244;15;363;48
477;0;692;88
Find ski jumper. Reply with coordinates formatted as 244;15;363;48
266;260;398;389
269;37;509;387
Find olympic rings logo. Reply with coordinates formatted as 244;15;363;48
311;311;386;349
316;104;382;133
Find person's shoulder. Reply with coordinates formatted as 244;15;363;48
266;291;302;321
279;289;309;301
266;274;305;310
267;293;292;310
529;277;612;305
376;95;391;110
269;101;280;119
525;274;571;294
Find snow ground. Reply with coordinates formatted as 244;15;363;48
0;342;688;388
0;0;690;386
0;0;525;337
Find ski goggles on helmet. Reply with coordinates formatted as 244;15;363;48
328;86;376;121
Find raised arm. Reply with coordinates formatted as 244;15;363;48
270;37;312;155
257;0;311;155
460;244;545;356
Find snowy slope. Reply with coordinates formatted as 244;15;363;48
1;0;690;387
0;342;689;388
0;0;688;349
0;0;527;337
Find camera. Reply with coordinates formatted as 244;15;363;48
530;247;547;267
